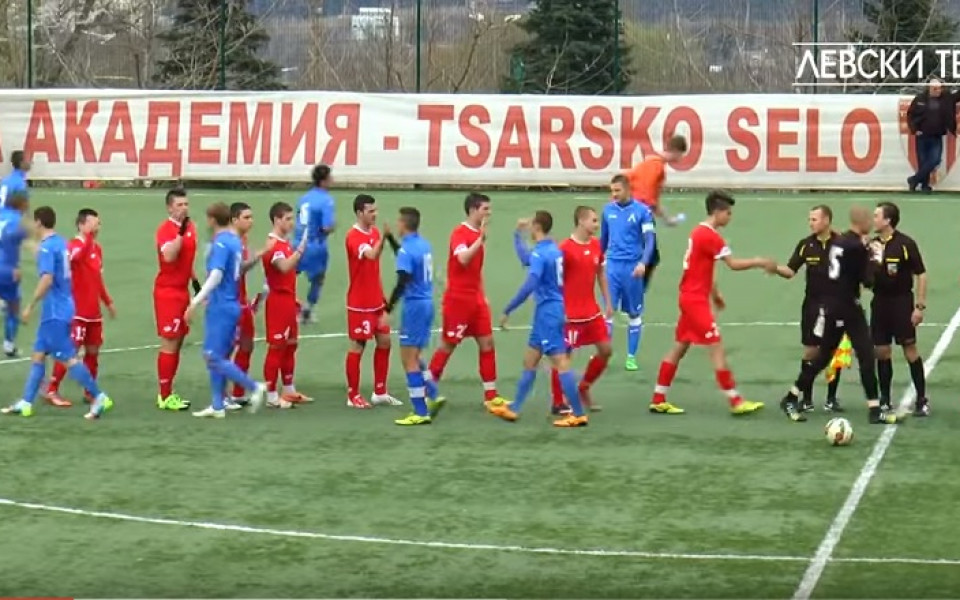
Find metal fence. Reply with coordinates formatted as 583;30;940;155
1;0;957;93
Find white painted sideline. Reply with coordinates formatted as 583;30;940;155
791;303;960;599
0;320;948;367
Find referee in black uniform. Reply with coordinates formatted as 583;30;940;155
870;202;929;416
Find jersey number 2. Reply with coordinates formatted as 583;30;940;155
828;246;843;280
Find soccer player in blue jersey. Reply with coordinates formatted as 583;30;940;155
380;207;445;426
1;206;112;420
0;191;30;357
293;164;336;323
601;173;657;371
489;210;588;428
0;150;30;209
185;202;267;419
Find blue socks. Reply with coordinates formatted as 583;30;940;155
511;369;537;413
558;370;584;416
419;360;438;400
406;371;428;416
21;361;45;403
209;371;226;410
5;308;19;345
208;355;258;400
307;276;322;307
68;362;102;398
627;315;642;356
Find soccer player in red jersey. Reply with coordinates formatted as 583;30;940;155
45;208;116;407
262;201;311;408
551;207;613;413
154;188;199;411
427;193;504;404
650;191;774;415
344;194;399;408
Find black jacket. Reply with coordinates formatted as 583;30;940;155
907;90;958;136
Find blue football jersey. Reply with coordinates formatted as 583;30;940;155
36;234;74;322
0;207;26;270
528;239;564;309
0;169;27;208
396;233;433;301
600;200;656;262
294;188;336;246
206;230;243;308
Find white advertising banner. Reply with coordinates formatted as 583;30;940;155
0;90;951;190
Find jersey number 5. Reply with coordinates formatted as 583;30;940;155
828;246;843;280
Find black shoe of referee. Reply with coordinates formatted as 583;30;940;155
799;398;815;413
914;397;930;417
780;396;807;422
824;398;844;413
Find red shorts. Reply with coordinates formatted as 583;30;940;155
235;305;255;342
441;296;493;344
266;296;299;344
71;319;103;347
347;308;390;341
675;298;721;345
565;315;609;349
154;287;190;339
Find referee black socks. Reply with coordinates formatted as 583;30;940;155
908;357;926;399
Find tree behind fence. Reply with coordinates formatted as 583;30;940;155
1;0;958;92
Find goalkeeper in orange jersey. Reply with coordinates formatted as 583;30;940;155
626;134;688;227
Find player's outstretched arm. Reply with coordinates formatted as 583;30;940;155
503;271;538;318
721;255;776;272
513;230;532;267
775;265;796;279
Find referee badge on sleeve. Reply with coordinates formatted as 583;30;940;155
886;262;898;276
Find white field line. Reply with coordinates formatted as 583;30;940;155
0;496;959;567
791;303;960;599
572;195;958;204
0;320;948;367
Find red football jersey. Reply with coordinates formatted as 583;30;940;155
445;222;485;299
238;236;249;303
68;234;112;321
345;224;385;311
559;236;604;321
263;234;297;296
154;218;197;290
679;223;730;299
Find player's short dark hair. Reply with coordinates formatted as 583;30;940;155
533;210;553;234
353;194;376;214
7;191;28;211
705;190;735;214
11;150;25;169
34;206;56;229
399;207;421;232
666;135;688;153
269;201;293;222
76;208;98;227
877;201;900;228
165;187;187;206
463;192;490;215
573;205;595;225
230;202;251;219
610;174;629;186
811;204;833;222
311;164;331;187
206;202;231;227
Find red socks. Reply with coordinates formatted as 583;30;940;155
652;360;678;404
84;352;98;380
346;351;362;398
282;344;297;387
478;349;498;400
264;346;284;392
429;348;452;382
373;346;390;395
157;351;180;398
48;362;67;393
550;368;564;408
582;355;609;386
715;369;742;406
231;347;252;398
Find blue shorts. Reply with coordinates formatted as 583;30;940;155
297;242;329;278
203;304;241;360
528;305;566;356
607;259;646;316
34;319;76;361
399;299;434;348
0;281;20;303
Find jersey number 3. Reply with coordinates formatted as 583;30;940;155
828;246;843;280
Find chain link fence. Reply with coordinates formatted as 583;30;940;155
0;0;954;92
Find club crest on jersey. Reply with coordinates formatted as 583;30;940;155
898;98;960;183
886;262;898;275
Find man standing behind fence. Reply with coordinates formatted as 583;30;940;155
906;78;957;193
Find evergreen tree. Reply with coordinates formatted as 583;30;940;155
503;0;632;94
154;0;284;90
849;0;958;87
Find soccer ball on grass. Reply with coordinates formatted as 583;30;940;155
824;417;853;446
